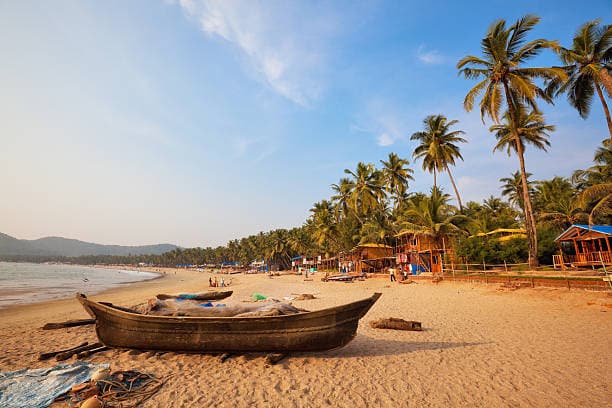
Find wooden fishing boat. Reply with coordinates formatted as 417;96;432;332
155;290;232;301
77;293;381;352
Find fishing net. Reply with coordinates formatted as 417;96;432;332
65;370;164;408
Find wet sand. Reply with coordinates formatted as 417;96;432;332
0;268;610;407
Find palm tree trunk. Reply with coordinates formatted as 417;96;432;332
503;82;539;269
594;82;612;140
433;169;437;190
599;68;612;98
445;166;463;211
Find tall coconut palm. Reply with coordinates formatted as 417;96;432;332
411;115;467;211
546;20;612;139
344;162;386;223
491;107;554;158
491;105;554;241
379;153;414;210
457;14;566;268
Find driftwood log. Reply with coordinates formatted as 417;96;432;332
369;318;422;331
38;342;88;360
42;319;95;330
56;343;103;361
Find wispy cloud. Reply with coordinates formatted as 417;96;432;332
416;45;445;64
175;0;339;107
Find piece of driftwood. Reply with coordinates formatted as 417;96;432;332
369;318;422;331
56;342;103;361
265;353;287;365
38;342;89;360
76;346;110;359
42;319;96;330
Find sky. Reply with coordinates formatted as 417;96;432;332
0;0;610;248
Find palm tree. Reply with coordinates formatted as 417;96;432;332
399;187;468;239
546;20;612;139
358;206;395;245
491;106;554;251
500;171;533;211
411;115;467;211
457;14;566;268
308;200;340;250
379;153;414;210
533;177;587;231
344;162;386;223
491;107;554;156
330;178;352;220
577;183;612;225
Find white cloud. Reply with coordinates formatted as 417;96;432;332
417;45;444;64
176;0;337;107
377;133;394;146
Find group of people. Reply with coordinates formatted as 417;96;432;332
208;276;226;287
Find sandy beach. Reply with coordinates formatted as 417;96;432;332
0;268;610;407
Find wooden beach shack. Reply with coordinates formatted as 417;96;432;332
394;231;451;274
291;256;321;273
350;243;394;274
553;224;612;268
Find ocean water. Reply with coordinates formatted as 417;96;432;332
0;262;160;308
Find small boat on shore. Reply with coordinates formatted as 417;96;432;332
76;293;381;353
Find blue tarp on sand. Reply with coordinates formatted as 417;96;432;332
0;361;109;408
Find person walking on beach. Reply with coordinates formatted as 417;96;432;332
209;277;213;287
389;268;396;282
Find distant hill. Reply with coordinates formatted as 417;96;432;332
0;232;179;257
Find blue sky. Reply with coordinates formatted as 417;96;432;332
0;1;610;247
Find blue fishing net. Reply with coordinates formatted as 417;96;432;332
0;362;109;408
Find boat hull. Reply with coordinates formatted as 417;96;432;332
77;293;381;353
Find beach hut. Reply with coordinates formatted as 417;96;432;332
553;224;612;268
291;255;320;273
394;231;451;274
350;244;394;274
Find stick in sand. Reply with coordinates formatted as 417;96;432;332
42;319;96;330
38;342;88;360
56;342;103;361
76;346;110;359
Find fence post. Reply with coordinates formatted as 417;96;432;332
504;260;508;273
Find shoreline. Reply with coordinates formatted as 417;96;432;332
0;263;165;310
